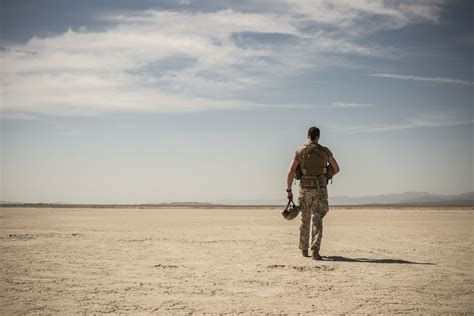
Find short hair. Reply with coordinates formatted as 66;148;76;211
307;126;320;140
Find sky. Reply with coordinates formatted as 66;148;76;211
0;0;472;203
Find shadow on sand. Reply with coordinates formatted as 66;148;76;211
322;256;434;265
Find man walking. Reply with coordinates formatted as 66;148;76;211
286;127;340;260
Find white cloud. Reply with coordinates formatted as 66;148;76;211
332;102;373;108
286;0;443;33
370;73;474;86
0;112;42;120
331;113;474;134
0;2;445;116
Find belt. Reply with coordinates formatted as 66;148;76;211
300;175;326;190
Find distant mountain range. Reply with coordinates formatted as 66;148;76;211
329;191;474;206
214;191;474;206
2;192;473;207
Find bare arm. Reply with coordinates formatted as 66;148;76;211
286;155;299;199
329;156;340;175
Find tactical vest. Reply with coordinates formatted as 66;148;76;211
299;143;329;189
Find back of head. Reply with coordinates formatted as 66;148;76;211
307;126;320;141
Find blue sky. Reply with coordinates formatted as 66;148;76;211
1;0;472;203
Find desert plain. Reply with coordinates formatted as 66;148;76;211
0;206;472;314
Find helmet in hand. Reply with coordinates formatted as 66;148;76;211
282;200;300;220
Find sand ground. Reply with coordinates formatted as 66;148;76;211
0;207;473;314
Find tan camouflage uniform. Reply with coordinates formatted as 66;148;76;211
295;142;333;252
298;175;329;252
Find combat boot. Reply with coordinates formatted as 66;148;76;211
312;249;322;260
301;249;309;257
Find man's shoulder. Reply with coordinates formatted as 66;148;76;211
295;143;333;159
318;143;331;151
295;143;312;156
295;144;306;153
318;144;333;157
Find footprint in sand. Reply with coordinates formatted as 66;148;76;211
266;264;335;272
152;264;179;269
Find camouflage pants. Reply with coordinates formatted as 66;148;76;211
298;178;329;252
